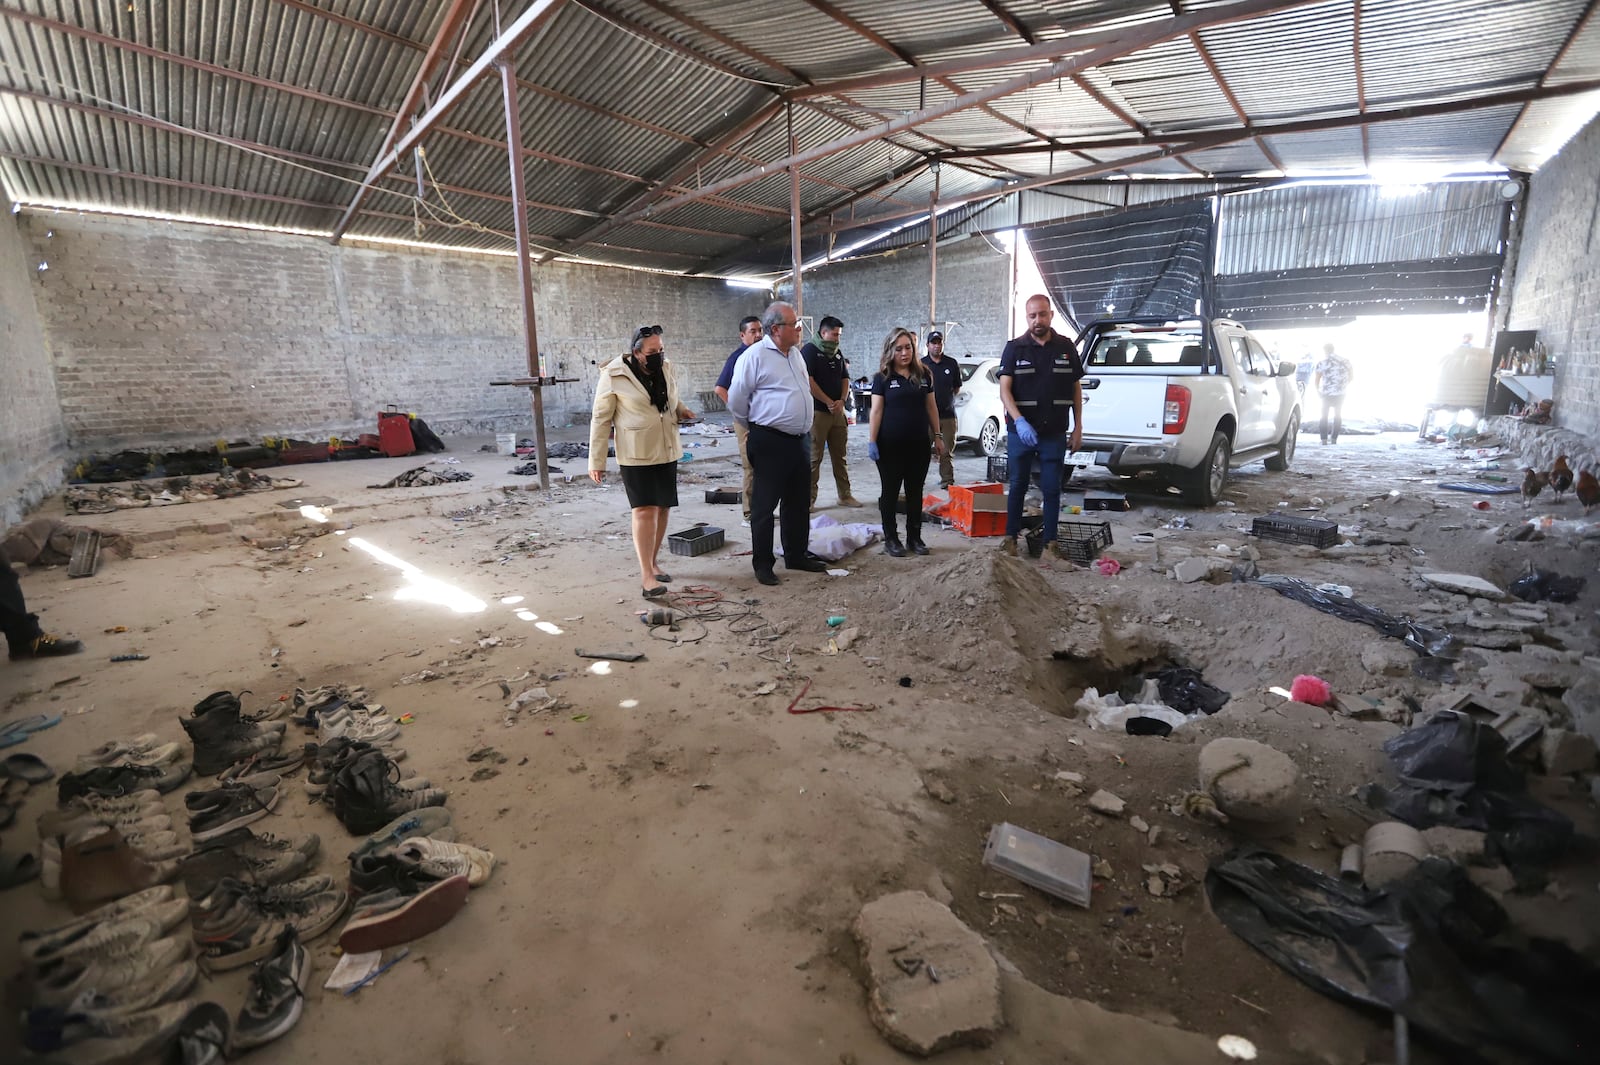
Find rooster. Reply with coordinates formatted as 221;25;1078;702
1548;455;1574;503
1577;469;1600;515
1521;468;1549;508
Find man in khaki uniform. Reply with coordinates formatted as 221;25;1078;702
803;315;862;510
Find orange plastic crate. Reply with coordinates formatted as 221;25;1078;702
948;482;1007;537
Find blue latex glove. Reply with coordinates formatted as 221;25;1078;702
1012;417;1038;447
867;441;881;462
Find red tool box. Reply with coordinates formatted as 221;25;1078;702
377;406;415;458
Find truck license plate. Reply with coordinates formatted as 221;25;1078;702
1066;451;1098;466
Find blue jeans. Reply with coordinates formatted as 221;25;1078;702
1005;431;1066;541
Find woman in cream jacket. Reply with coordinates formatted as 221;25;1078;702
589;325;697;598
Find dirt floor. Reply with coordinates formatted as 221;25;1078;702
2;419;1597;1064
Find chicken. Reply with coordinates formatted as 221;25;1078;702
1521;467;1549;508
1548;455;1574;502
1576;469;1600;515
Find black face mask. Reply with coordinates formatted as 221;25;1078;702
643;352;663;374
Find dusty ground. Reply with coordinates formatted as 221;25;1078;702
2;420;1597;1065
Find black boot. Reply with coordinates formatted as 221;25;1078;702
883;535;906;557
906;519;929;555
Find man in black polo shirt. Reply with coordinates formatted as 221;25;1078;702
803;316;862;510
921;330;962;489
997;294;1085;560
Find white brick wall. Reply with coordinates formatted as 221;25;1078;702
1506;114;1600;441
23;212;758;452
0;199;68;527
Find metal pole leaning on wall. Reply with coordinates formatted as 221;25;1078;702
928;162;940;338
501;60;551;491
788;104;803;317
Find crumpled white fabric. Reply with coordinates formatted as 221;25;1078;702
807;513;882;561
1077;678;1195;732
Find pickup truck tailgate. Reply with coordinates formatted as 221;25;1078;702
1082;373;1169;441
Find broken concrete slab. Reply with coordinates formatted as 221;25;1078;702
1197;738;1301;822
1562;673;1600;747
994;970;1220;1064
1087;789;1126;816
1171;557;1211;583
1421;826;1489;865
1360;640;1413;677
1539;728;1596;777
853;891;1003;1056
1420;572;1505;599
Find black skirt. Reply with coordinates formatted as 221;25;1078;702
618;462;679;508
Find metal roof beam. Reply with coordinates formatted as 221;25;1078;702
606;3;1318;231
331;0;481;242
1187;31;1286;173
783;0;1320;101
1491;0;1599;165
333;0;566;244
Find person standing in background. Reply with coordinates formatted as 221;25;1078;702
868;328;944;557
713;315;762;522
1312;342;1354;445
921;329;962;488
996;295;1085;560
803;316;862;511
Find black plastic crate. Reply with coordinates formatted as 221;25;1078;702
668;525;726;557
1054;520;1113;563
986;454;1041;485
1251;512;1339;548
703;488;742;505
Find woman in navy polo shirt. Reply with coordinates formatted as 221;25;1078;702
867;328;946;557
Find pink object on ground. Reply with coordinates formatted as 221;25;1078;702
1290;674;1332;706
1095;558;1122;576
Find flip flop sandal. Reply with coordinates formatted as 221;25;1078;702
1;752;55;783
0;849;39;889
1;776;28;804
0;802;14;831
0;713;63;748
642;586;668;600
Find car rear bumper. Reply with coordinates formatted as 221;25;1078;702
1089;440;1181;471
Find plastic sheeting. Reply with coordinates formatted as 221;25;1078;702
806;514;882;562
1207;848;1599;1064
1509;568;1586;604
1254;574;1456;657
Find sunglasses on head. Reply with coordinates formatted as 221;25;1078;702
632;324;663;345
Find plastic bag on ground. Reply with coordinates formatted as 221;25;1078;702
805;514;882;562
1150;665;1230;715
1076;686;1191;733
1508;568;1586;604
1254;573;1456;657
1207;848;1600;1064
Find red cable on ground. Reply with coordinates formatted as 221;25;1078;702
785;678;876;714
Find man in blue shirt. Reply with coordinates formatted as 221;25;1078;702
803;316;862;511
921;330;962;488
997;294;1085;559
727;302;829;586
714;316;762;520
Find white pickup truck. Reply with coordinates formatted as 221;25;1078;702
1075;317;1301;506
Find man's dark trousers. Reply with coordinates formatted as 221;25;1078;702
746;425;812;573
1;564;38;650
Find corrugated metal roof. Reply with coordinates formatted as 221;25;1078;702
0;0;1593;275
1215;179;1507;274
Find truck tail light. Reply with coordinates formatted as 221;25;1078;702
1163;384;1191;435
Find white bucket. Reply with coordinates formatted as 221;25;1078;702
496;432;517;456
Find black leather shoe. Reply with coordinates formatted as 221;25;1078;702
907;539;929;556
784;557;828;573
754;569;781;586
883;538;906;558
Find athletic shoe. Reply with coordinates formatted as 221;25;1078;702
196;915;289;973
338;874;470;953
218;748;304;782
21;998;192;1061
9;631;83;659
20;897;189;967
319;714;401;745
388;837;497;887
233;928;310;1050
48;961;198;1018
40;792;166;837
20;885;176;952
331;750;446;836
180;828;320;895
998;536;1018;557
57;764;167;802
30;936;191;1006
347;808;455;864
171;1001;229;1065
187;783;278;843
74;735;164;770
185;776;281;812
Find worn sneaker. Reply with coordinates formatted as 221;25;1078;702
42;791;166;835
20;885;176;951
20;898;189;967
348;807;455;864
197;915;290;973
57;764;168;802
30;936;191;1007
74;735;164;770
337;874;470;954
9;632;84;659
187;783;279;843
388;837;497;887
22;998;193;1061
233;927;310;1051
54;960;198;1019
319;714;401;745
185;776;281;811
331;750;446;836
171;1000;229;1065
218;748;304;782
180;828;320;895
39;820;175;901
998;536;1018;557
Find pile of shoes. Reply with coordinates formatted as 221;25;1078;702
190;872;348;973
180;690;287;778
294;685;408;751
38;788;183;907
3;749;55;888
16;885;200;1061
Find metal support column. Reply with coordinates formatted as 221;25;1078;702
788;105;803;316
501;60;551;491
928;162;940;336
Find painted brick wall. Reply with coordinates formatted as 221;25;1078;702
0;199;68;527
23;211;757;451
1505;114;1600;441
786;237;1013;371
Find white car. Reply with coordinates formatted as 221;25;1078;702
952;357;1005;457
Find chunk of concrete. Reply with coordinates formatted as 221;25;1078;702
1421;826;1489;866
1171;557;1211;584
1539;728;1597;777
853;891;1003;1056
1360;641;1413;677
1419;572;1505;599
1562;673;1600;747
1197;738;1301;822
1087;789;1126;816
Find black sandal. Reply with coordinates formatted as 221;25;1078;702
654;572;672;583
642;586;668;599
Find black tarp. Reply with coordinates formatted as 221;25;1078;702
1214;255;1502;328
1026;201;1214;333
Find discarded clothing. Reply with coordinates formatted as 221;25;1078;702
508;462;563;477
369;466;475;488
1;519;124;567
65;469;301;514
1438;482;1519;495
1254;573;1456;657
1150;666;1229;715
544;442;591;460
1363;711;1572;871
806;514;881;562
1508;568;1585;604
1078;680;1192;734
1207;848;1600;1065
